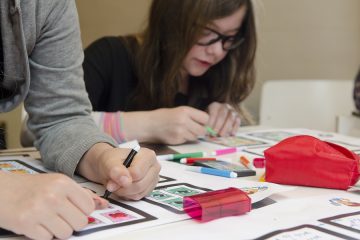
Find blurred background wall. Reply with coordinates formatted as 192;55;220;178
251;0;360;121
77;0;360;121
76;0;151;47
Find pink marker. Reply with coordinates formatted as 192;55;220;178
213;147;238;156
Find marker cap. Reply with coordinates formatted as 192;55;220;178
253;158;265;168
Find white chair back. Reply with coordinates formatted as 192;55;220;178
259;79;354;132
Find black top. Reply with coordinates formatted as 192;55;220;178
0;24;5;149
0;24;8;149
83;36;211;112
0;24;12;100
354;68;360;112
83;36;138;112
0;25;3;83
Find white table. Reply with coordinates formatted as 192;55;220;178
3;127;360;240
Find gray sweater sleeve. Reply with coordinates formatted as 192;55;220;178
24;0;117;176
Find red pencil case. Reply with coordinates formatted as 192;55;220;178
264;135;360;190
183;187;251;222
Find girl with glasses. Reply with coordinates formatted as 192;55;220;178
84;0;257;145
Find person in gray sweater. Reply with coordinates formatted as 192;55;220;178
0;1;160;239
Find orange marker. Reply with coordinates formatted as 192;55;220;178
239;155;250;168
180;157;217;164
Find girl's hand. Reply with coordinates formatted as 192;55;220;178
122;107;209;145
206;102;241;137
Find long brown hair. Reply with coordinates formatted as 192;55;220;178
131;0;257;112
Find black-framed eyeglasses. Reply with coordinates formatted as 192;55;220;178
197;27;244;51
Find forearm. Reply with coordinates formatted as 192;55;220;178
91;112;127;143
77;142;114;184
92;111;157;143
25;0;117;176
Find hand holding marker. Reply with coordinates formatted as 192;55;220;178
205;126;218;137
103;145;140;199
198;126;217;140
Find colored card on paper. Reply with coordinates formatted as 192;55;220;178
143;183;211;213
166;186;202;197
329;198;360;207
240;186;268;195
246;131;298;142
0;159;87;183
87;217;103;226
75;200;156;236
162;197;184;210
149;190;173;201
0;160;45;174
102;210;136;223
203;135;266;147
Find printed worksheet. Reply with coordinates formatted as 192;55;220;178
254;225;357;240
244;191;360;240
319;211;360;234
0;159;45;174
0;156;287;239
246;131;298;142
143;183;211;213
324;140;360;151
243;145;272;157
0;157;88;183
203;135;267;147
75;200;156;236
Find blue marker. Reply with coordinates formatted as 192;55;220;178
186;166;238;178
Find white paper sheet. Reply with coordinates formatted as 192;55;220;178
0;155;289;240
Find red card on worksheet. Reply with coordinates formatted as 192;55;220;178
264;135;360;190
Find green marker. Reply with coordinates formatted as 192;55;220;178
205;126;217;136
157;151;209;161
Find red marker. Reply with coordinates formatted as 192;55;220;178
180;157;217;164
